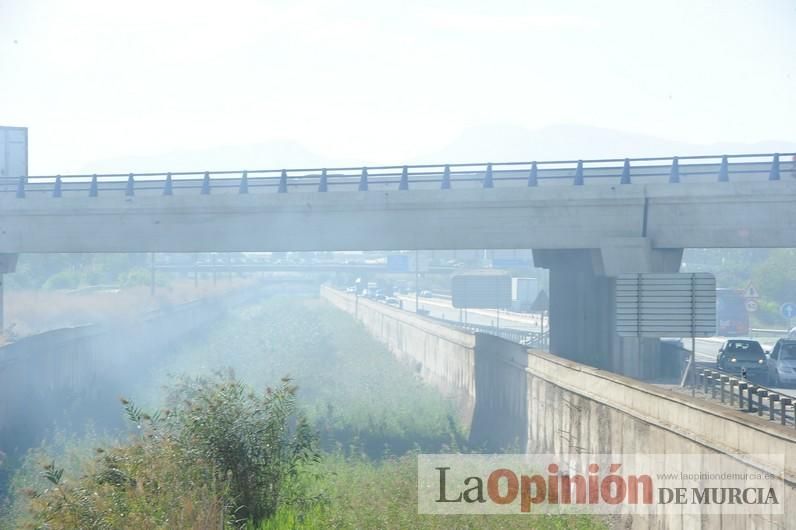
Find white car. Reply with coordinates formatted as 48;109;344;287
788;327;796;339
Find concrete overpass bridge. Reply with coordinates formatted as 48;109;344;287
2;151;796;378
3;152;795;253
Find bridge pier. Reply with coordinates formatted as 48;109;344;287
534;239;682;380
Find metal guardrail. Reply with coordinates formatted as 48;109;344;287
7;152;796;198
696;368;795;427
426;314;548;349
751;328;790;339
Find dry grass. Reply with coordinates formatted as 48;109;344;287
1;279;256;343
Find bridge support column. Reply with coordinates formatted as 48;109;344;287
0;253;18;332
533;249;614;370
534;239;683;380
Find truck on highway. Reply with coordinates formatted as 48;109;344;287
511;277;539;312
365;281;378;298
716;288;750;336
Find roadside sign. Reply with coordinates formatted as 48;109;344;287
387;254;410;272
452;270;512;309
781;303;796;320
744;283;759;299
616;273;716;337
745;300;759;313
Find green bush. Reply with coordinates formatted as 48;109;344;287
164;371;320;522
11;372;319;529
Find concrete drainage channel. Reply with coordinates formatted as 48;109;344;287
0;282;309;463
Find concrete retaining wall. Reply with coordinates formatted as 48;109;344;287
0;287;264;460
322;286;796;529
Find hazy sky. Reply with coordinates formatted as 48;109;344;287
1;0;794;173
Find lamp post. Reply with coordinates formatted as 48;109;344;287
415;249;420;313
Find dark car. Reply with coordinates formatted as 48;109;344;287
717;339;766;379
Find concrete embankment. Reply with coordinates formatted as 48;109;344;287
0;285;278;460
321;286;796;529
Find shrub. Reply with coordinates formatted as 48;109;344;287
14;371;319;529
164;370;320;522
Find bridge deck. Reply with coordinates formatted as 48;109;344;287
8;153;796;198
1;153;795;253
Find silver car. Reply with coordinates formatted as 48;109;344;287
766;339;796;387
716;339;766;379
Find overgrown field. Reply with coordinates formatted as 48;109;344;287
3;278;253;342
2;296;606;529
144;296;467;457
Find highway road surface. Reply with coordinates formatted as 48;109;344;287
396;294;543;332
397;295;796;399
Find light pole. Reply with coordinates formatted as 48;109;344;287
149;252;155;296
354;277;361;318
415;249;420;313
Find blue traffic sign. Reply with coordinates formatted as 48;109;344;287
781;303;796;319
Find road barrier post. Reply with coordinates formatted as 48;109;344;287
781;397;793;427
729;378;739;406
769;394;780;421
756;389;768;416
719;375;729;403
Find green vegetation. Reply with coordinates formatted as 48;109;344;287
9;254;150;290
8;252;248;291
147;297;467;457
684;248;796;326
7;373;318;529
2;297;606;529
257;455;601;530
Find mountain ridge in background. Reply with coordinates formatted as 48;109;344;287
81;124;796;173
414;124;796;164
82;140;345;174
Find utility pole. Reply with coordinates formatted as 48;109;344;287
415;249;420;313
0;273;4;332
212;253;217;285
149;252;155;296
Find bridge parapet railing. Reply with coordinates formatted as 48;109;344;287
7;152;796;198
424;314;548;349
695;367;795;427
751;327;791;340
